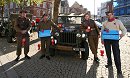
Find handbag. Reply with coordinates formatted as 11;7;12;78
38;30;51;37
101;30;119;40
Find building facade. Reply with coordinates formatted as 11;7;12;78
59;0;69;14
114;0;130;26
0;0;54;19
69;1;87;15
100;2;108;22
98;1;113;22
114;0;130;16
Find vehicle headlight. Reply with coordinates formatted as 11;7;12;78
55;40;57;44
82;34;86;38
76;33;81;37
51;36;54;39
55;32;59;36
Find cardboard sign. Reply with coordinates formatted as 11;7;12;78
102;30;119;40
39;30;51;37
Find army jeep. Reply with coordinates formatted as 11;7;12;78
5;13;32;43
0;20;9;37
50;14;89;60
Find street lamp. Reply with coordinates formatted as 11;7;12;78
94;0;95;20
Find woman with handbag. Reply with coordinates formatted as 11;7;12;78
38;14;59;60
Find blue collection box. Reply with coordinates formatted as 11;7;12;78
38;30;51;37
101;30;119;40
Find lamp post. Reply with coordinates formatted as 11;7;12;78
94;0;95;20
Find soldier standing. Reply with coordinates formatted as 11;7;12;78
38;14;59;60
81;13;100;63
14;10;31;61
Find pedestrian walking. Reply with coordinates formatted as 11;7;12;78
81;13;100;62
101;11;127;75
14;10;31;61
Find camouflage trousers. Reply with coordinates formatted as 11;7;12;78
88;36;99;55
16;34;30;56
40;37;51;56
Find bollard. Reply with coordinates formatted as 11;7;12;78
51;38;55;45
100;49;104;56
38;44;41;50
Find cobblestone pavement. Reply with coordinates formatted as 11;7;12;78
0;32;130;78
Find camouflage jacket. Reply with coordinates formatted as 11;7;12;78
80;19;100;36
14;16;31;33
38;20;59;31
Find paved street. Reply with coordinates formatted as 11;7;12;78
0;32;130;78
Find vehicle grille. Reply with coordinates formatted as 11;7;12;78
59;32;76;44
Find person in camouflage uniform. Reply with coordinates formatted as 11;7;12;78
81;13;100;63
38;14;59;60
14;10;31;61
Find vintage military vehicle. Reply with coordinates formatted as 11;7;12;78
0;13;32;43
0;17;8;37
0;21;6;37
50;14;89;60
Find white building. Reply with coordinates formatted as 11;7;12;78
100;2;108;22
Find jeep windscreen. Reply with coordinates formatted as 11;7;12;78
58;16;82;25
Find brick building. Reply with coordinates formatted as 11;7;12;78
0;0;54;19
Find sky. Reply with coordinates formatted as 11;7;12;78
68;0;110;15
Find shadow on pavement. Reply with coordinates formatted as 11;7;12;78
0;50;88;78
108;67;114;78
86;61;99;77
0;37;40;56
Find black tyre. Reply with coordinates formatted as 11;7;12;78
81;51;89;60
80;40;89;60
6;32;13;43
0;33;2;37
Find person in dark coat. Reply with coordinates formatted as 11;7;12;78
14;10;31;61
38;14;59;60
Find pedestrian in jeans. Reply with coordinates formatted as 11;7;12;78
81;13;100;63
101;11;127;75
38;14;59;60
14;10;31;61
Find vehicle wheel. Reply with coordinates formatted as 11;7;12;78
0;33;2;37
6;32;13;43
81;51;89;60
12;37;17;42
75;50;79;54
80;41;89;60
49;47;55;57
